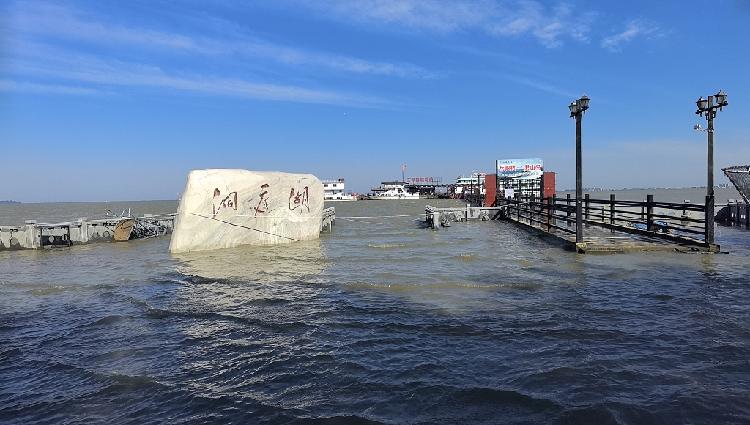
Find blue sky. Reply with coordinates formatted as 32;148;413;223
1;0;749;202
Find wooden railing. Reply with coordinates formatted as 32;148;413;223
497;193;711;246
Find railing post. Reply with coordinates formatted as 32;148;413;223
647;194;654;232
550;194;556;231
515;192;520;222
531;192;536;225
681;200;690;225
566;193;571;226
746;203;750;228
610;193;615;232
584;194;590;221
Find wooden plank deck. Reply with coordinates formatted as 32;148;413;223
503;213;716;253
425;203;719;254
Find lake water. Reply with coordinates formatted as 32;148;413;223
1;189;749;424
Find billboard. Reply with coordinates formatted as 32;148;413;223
406;177;442;185
496;158;543;180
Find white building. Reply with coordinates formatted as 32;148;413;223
323;178;356;201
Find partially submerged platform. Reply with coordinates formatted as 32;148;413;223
503;214;714;254
425;201;719;254
0;214;175;251
0;206;335;252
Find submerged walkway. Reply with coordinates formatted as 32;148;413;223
425;201;718;254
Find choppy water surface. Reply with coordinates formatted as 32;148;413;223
2;195;750;424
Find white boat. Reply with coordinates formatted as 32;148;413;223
323;178;357;201
370;182;419;200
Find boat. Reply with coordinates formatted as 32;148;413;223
113;218;135;241
323;178;357;201
722;165;750;203
370;182;419;200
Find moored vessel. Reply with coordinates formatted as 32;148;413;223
370;182;419;200
323;178;357;201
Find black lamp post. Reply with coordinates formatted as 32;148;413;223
695;90;728;246
569;95;590;246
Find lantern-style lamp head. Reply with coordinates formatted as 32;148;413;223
697;97;709;111
578;95;590;111
569;101;578;116
715;90;727;107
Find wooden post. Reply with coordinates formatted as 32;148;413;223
681;200;690;225
647;194;654;232
566;193;571;225
584;194;590;221
531;192;535;225
746;203;750;228
610;193;615;232
551;194;556;231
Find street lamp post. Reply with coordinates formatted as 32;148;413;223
569;95;590;247
695;90;728;246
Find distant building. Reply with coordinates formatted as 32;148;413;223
404;176;444;197
451;173;486;198
493;158;555;202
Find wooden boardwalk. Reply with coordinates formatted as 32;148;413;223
426;194;719;254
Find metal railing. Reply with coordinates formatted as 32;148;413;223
497;193;712;246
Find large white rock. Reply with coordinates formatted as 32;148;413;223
169;169;324;253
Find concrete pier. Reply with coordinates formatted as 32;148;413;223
1;207;335;251
321;207;336;232
0;214;175;251
425;204;505;229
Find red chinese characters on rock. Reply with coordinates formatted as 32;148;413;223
212;188;238;217
288;186;310;212
255;184;270;216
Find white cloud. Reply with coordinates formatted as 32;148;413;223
8;2;433;78
291;0;597;48
0;79;102;95
500;74;578;98
601;19;663;52
8;43;393;108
